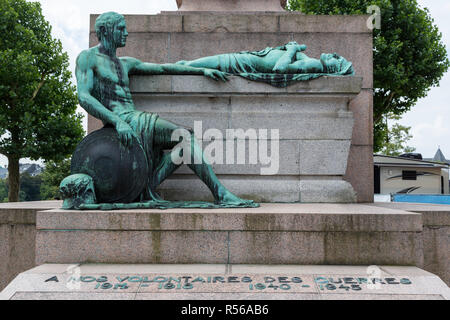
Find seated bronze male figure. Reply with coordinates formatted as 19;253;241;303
62;12;256;210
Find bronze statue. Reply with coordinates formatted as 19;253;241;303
61;12;256;210
177;42;354;87
60;12;354;210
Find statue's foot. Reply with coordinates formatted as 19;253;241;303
216;191;259;208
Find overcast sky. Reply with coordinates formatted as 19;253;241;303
2;0;449;166
398;0;450;159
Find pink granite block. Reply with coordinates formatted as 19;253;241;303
280;14;371;34
229;231;423;265
168;32;293;62
323;232;424;266
36;230;228;265
349;89;374;146
229;231;325;264
182;14;279;33
87;114;103;134
345;145;374;203
90;14;183;33
423;226;450;286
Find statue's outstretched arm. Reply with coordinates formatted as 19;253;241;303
126;57;228;81
76;51;138;147
175;56;221;70
272;43;307;73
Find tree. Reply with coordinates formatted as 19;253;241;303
40;158;71;200
0;172;43;202
379;113;416;156
0;179;8;202
19;172;42;202
288;0;449;152
0;0;84;202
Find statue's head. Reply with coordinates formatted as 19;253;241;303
95;12;128;48
60;174;97;210
320;53;354;75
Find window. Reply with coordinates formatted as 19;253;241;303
402;170;417;180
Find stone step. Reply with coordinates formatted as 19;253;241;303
36;204;423;266
1;264;448;300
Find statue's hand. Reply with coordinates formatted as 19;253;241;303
115;121;138;148
286;42;307;52
203;69;229;82
273;56;291;73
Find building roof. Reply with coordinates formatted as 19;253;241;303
433;148;448;163
374;154;449;168
423;148;450;165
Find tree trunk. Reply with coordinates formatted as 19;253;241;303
8;155;20;202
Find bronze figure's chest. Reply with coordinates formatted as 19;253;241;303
94;54;129;87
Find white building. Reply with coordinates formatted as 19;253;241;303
374;154;449;195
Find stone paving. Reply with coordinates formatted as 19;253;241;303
1;264;448;300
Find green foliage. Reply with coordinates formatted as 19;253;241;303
288;0;449;152
379;114;416;156
0;0;84;201
0;179;8;202
0;172;43;202
19;173;42;201
40;158;71;200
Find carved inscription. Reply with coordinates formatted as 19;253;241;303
44;274;414;294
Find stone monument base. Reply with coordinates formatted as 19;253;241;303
1;201;449;292
1;264;448;300
36;204;425;266
128;75;362;203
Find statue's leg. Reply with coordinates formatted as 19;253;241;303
152;118;255;205
152;151;182;188
152;118;222;196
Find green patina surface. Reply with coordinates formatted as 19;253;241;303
78;201;257;211
176;42;354;88
61;12;258;211
60;174;96;210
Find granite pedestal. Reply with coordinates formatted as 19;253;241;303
0;201;61;291
370;202;450;286
36;204;424;266
1;201;449;297
128;75;361;203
